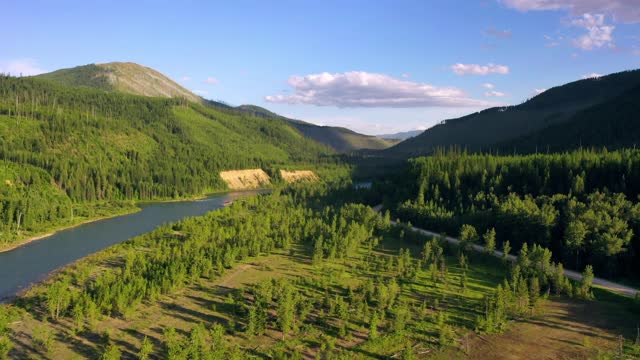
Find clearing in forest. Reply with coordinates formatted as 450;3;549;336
220;169;271;190
279;170;318;183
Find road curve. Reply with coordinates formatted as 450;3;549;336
373;205;639;298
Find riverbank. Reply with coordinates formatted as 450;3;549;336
135;186;273;205
0;188;275;255
0;189;272;302
0;204;141;254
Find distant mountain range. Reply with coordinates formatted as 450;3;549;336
235;105;399;152
36;63;396;153
383;69;640;158
377;130;423;140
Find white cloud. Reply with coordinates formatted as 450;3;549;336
543;35;563;47
450;63;510;75
485;27;513;39
534;88;547;94
483;83;496;89
401;73;411;78
0;59;47;76
265;71;495;108
180;76;191;82
571;13;615;50
204;77;219;85
485;90;507;97
191;89;209;96
499;0;640;23
582;72;603;79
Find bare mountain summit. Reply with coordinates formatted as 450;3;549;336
37;62;201;102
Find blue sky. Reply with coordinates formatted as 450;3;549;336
3;0;640;134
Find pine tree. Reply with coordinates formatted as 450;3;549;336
137;336;153;360
460;271;468;294
101;344;122;360
483;228;496;255
579;265;594;299
459;224;478;253
368;311;379;340
277;285;296;339
529;277;541;314
502;240;512;263
458;253;468;271
246;306;258;338
312;236;324;266
401;341;415;360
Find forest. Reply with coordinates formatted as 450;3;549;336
1;180;635;359
381;149;640;282
0;75;335;246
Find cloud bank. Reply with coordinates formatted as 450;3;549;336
571;13;615;50
266;71;493;108
450;63;510;75
485;90;507;97
500;0;640;23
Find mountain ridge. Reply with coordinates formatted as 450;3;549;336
234;104;399;152
37;62;395;152
377;129;423;140
383;69;640;158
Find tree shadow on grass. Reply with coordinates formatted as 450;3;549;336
158;300;230;328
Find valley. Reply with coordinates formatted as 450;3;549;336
1;60;639;359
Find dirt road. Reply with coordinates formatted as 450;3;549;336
374;205;639;297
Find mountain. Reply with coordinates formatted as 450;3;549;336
236;105;399;152
498;83;640;153
383;69;640;158
377;130;423;140
36;62;201;102
0;73;333;242
38;63;392;153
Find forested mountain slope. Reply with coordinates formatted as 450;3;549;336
0;75;332;246
383;69;640;158
237;104;399;152
37;63;394;153
498;84;640;153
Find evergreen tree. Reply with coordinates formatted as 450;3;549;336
368;311;379;340
579;265;595;299
101;344;122;360
483;228;496;255
459;224;478;253
502;240;512;262
137;336;153;360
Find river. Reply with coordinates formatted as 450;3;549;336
0;190;266;301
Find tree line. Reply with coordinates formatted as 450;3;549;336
384;149;640;280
